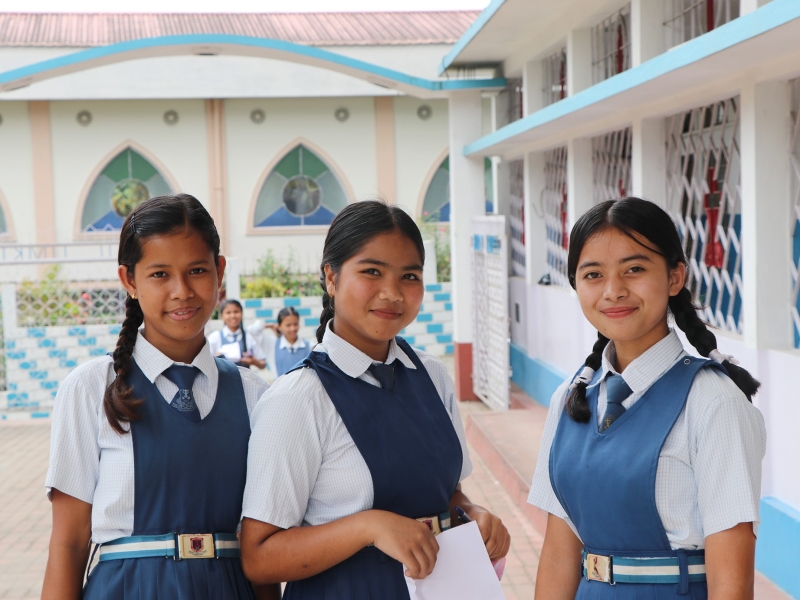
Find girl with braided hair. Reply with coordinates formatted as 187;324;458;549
240;199;510;599
529;198;765;599
42;195;279;600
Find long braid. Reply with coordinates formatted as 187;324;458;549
102;295;145;434
669;287;760;401
565;332;610;422
316;266;335;343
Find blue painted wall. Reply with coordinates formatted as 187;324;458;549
509;342;568;407
756;497;800;599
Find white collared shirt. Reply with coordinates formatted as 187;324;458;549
528;330;766;549
242;321;473;529
45;333;269;543
207;325;266;361
245;320;309;379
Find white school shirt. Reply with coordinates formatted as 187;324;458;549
245;321;308;378
45;333;269;543
207;325;266;361
242;320;473;529
527;330;766;549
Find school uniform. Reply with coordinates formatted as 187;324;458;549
242;320;473;599
528;330;766;598
245;321;312;378
207;325;266;368
45;334;269;599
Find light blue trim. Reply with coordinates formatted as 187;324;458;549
509;342;568;407
756;496;800;598
438;0;508;75
0;34;506;95
464;0;800;157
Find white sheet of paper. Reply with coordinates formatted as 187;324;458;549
404;522;506;600
219;342;242;361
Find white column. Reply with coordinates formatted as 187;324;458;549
567;138;593;230
631;117;667;206
2;284;17;336
741;0;771;15
448;90;486;399
631;0;664;66
740;80;792;349
225;257;241;302
524;151;547;286
522;58;544;116
567;28;593;96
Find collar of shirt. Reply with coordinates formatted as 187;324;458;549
221;326;242;341
319;319;416;378
278;335;307;351
590;329;685;394
132;331;217;389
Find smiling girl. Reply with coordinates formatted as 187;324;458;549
41;195;278;600
247;307;312;379
529;198;765;600
240;200;510;599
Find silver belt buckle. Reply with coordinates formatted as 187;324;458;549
176;533;215;559
416;515;442;536
586;553;614;584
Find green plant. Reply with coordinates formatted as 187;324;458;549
417;221;451;282
17;265;83;327
241;277;287;299
242;249;321;298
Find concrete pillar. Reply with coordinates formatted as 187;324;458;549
567;28;593;96
374;96;397;204
448;90;485;401
524;151;547;286
632;117;667;206
522;58;544;116
631;0;664;66
205;99;230;255
29;101;55;246
567;138;593;230
740;80;792;349
225;256;241;302
741;0;771;15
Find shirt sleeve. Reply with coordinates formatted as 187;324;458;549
207;330;221;356
236;366;270;415
690;369;766;538
245;334;266;361
242;368;326;529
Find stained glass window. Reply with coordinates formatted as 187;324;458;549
81;147;172;232
253;145;347;228
422;157;493;223
0;202;7;235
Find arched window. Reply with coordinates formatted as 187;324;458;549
0;204;7;235
421;156;494;222
81;147;172;232
253;144;348;228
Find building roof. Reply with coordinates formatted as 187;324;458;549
0;11;481;48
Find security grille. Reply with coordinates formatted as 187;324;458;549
471;216;509;411
0;294;5;392
593;127;632;204
665;97;743;334
509;160;526;277
591;4;631;84
16;286;127;327
790;79;800;347
543;147;570;287
664;0;739;49
542;48;567;107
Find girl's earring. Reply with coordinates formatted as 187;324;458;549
131;293;136;300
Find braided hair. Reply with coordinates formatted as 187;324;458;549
564;197;760;423
316;200;425;342
104;194;221;434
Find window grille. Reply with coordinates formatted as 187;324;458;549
503;79;524;126
790;79;800;347
509;160;526;277
664;0;739;49
665;97;743;334
16;286;127;328
593;127;632;204
0;294;5;392
591;4;631;84
543;147;569;287
542;49;567;108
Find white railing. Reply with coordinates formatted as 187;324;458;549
508;160;526;277
593;127;632;204
591;4;631;84
664;0;739;49
790;78;800;347
542;49;567;108
543;147;570;287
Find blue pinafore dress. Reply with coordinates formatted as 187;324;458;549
283;337;463;600
550;357;725;599
83;357;255;600
274;338;311;377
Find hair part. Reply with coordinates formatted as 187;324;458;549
316;199;425;343
277;306;299;327
563;197;760;423
220;299;243;313
104;194;221;434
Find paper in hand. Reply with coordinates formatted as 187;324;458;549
220;342;242;361
404;521;506;600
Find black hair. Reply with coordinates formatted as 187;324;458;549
564;197;760;423
316;199;425;342
277;306;299;327
104;194;221;435
220;299;243;313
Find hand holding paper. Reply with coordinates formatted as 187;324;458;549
219;342;242;361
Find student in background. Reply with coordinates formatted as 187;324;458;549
41;195;278;600
208;299;266;370
247;307;312;378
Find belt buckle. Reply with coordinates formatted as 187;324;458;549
416;515;442;536
176;533;215;559
586;553;614;584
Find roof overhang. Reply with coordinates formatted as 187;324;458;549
0;34;506;100
464;0;800;158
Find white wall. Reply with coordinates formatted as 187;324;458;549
0;102;36;244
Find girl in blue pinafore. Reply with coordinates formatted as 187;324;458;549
239;200;511;599
41;195;280;600
247;307;312;379
528;198;766;600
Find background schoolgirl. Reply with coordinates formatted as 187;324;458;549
239;200;510;599
247;307;312;378
41;195;279;600
208;299;267;370
529;198;766;599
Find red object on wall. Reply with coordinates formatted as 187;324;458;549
454;343;478;401
703;165;725;269
616;23;624;75
560;187;569;249
706;0;715;32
